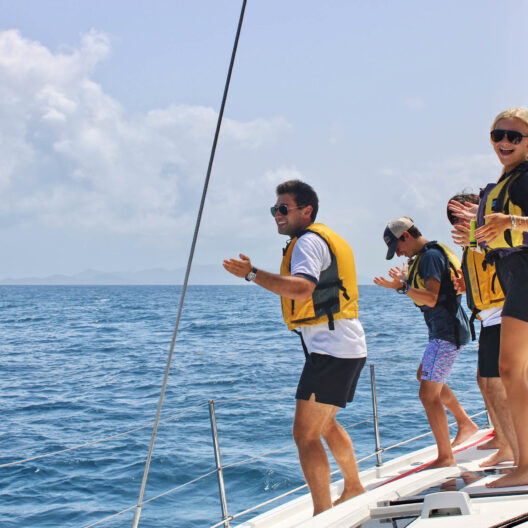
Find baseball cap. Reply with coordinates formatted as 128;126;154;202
383;217;414;260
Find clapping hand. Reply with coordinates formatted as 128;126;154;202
373;262;408;290
451;222;471;246
474;213;512;244
223;253;253;278
447;200;478;222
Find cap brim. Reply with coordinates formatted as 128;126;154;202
385;238;398;260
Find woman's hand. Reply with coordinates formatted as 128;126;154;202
447;200;478;222
474;213;512;244
451;222;471;246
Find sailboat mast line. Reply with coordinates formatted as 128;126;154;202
131;1;248;527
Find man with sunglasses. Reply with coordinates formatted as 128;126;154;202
223;180;367;516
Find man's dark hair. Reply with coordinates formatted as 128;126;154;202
447;192;479;225
399;223;422;240
407;225;422;238
400;216;422;240
276;180;319;221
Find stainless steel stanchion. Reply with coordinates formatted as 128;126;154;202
209;400;230;527
369;364;383;466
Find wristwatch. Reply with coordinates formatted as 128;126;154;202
396;281;410;295
245;267;258;282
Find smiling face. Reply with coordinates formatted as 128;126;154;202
273;193;312;237
492;117;528;172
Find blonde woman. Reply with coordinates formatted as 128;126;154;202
450;108;528;487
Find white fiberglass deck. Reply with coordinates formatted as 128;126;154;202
238;429;528;528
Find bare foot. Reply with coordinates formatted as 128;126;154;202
313;506;331;517
333;485;366;506
477;435;500;450
426;457;457;469
452;421;479;447
486;467;528;488
478;448;514;468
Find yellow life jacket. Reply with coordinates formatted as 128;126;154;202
407;242;462;308
461;247;504;319
280;223;359;331
477;162;528;255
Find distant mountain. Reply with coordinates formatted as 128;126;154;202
0;267;372;286
0;265;241;285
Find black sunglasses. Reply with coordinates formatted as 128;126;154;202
270;204;306;217
490;129;528;145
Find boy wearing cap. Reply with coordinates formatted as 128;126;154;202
374;217;476;468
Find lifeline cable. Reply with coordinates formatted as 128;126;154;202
131;2;248;527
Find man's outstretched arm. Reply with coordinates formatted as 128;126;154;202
373;273;440;307
223;253;315;301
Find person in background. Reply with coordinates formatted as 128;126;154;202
374;217;477;468
223;180;367;515
449;107;528;487
447;193;516;467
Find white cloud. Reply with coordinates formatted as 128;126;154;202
397;154;497;211
0;29;292;236
375;153;499;245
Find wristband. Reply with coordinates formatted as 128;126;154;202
396;281;410;295
245;267;258;282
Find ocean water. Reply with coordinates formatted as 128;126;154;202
0;285;485;528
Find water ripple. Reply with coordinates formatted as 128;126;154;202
0;285;484;528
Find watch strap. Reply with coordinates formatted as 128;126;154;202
245;267;258;282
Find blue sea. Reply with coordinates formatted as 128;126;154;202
0;285;485;528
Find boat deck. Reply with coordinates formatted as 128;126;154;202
238;429;528;528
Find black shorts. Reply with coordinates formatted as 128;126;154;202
496;250;528;322
478;324;501;378
296;353;366;408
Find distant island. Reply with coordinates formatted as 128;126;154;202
0;266;372;286
0;266;235;285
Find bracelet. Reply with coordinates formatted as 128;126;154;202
510;215;528;231
396;281;410;295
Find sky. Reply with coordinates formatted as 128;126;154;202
1;0;528;283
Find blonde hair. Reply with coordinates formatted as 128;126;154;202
491;107;528;130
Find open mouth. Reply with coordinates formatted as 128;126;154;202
499;147;514;155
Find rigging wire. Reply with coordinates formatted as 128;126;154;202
72;397;486;527
130;1;248;526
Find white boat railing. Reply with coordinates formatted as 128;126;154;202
2;364;487;528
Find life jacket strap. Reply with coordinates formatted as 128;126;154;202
327;311;335;331
315;278;350;300
469;311;477;342
491;168;523;248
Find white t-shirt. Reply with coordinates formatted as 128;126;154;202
479;306;502;327
290;232;367;359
